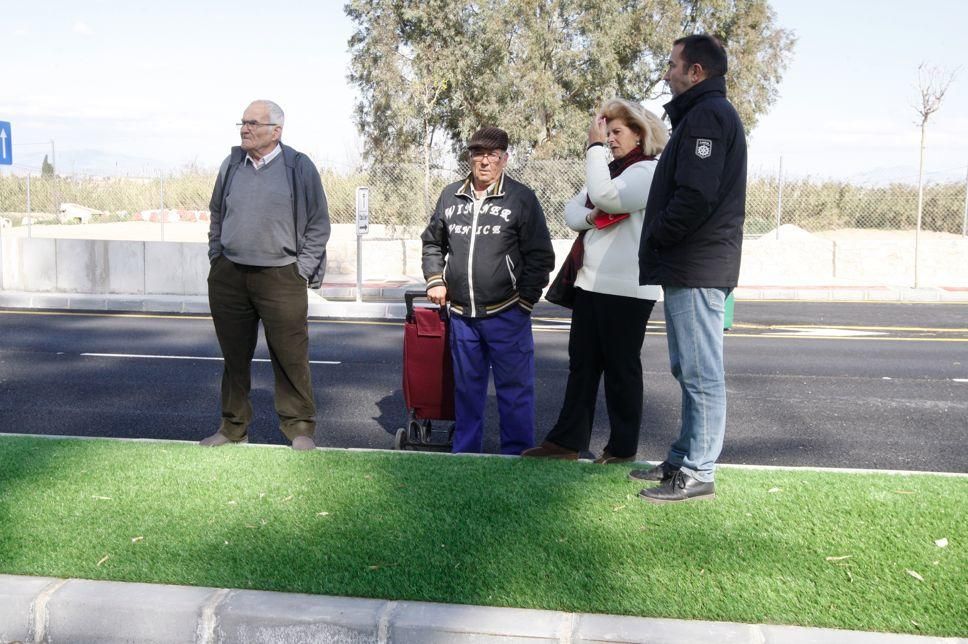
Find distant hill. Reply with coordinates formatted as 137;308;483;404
11;148;197;178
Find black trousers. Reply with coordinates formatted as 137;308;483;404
544;288;654;457
207;257;316;441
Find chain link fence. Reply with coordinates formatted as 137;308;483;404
745;174;968;237
2;160;966;240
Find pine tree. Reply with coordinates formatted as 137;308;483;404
346;0;795;161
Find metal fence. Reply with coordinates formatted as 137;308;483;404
744;173;968;238
2;160;966;240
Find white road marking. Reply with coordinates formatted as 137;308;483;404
80;353;340;365
763;327;887;338
954;379;968;383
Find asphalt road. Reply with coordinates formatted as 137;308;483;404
1;301;965;472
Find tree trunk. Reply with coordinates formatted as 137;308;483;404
423;125;432;222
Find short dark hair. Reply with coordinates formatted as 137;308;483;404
673;34;728;78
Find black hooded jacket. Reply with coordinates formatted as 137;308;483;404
639;76;747;287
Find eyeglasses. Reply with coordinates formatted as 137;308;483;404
470;150;504;162
237;120;278;129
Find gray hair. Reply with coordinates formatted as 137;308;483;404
253;99;285;127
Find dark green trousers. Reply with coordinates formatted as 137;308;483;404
207;256;316;441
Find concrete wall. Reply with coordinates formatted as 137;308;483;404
738;233;968;287
1;231;967;295
1;237;212;295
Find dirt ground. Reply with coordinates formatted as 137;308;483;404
814;227;966;241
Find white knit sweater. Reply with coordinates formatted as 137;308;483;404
563;145;662;300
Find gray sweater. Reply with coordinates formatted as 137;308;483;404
208;144;331;287
219;157;296;268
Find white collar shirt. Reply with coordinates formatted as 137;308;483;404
245;144;282;170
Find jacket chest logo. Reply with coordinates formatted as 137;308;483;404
445;203;512;222
695;139;712;159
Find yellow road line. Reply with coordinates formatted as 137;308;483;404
732;322;968;333
736;298;968;305
0;309;209;321
3;309;966;339
314;319;398;327
0;308;401;327
537;318;968;333
720;333;968;343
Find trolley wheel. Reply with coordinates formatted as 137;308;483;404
420;420;433;444
394;427;407;450
407;419;422;443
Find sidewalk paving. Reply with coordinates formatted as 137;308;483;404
2;274;968;321
2;572;964;644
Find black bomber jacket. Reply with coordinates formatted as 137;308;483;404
421;173;555;318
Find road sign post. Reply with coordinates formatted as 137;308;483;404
355;187;370;303
0;121;12;166
0;122;11;289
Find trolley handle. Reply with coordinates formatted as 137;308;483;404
405;289;446;321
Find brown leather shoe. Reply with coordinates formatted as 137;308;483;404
593;450;636;464
291;435;316;451
521;441;579;460
199;432;247;447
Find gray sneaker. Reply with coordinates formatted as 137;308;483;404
291;435;317;451
628;461;679;483
199;432;248;447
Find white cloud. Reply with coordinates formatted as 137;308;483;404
72;21;94;36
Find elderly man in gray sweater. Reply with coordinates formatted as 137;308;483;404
201;99;330;451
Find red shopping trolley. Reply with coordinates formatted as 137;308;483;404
394;291;455;450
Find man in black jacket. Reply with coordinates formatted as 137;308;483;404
200;100;330;451
422;127;555;454
632;35;747;502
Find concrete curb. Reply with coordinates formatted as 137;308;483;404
2;284;968;322
1;574;963;644
4;431;968;478
0;290;411;320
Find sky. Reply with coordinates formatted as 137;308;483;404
4;0;967;185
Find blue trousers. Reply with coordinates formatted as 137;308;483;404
662;286;730;482
449;307;536;455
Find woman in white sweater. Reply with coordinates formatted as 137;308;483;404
524;99;668;463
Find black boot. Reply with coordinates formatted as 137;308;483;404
628;460;679;483
638;470;715;504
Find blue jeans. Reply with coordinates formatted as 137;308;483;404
662;286;729;482
449;307;536;455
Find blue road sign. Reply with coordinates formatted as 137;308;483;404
0;121;11;165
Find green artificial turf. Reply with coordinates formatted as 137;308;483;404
0;435;964;637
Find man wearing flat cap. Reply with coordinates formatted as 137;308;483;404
421;126;555;454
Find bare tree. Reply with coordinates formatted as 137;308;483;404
913;63;957;287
